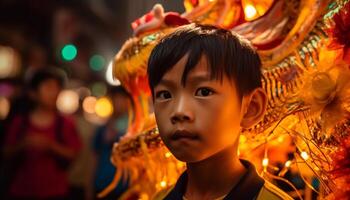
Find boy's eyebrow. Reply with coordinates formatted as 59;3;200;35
158;74;212;88
158;79;176;88
186;74;212;84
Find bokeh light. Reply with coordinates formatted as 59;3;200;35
76;87;91;100
83;96;97;114
61;44;77;61
83;112;108;125
91;82;107;97
106;61;121;86
244;4;258;20
0;46;21;78
95;97;113;118
56;89;80;114
0;96;10;120
89;54;105;71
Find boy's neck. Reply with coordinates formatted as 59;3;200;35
185;145;246;200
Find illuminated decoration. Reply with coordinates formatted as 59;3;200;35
82;96;97;114
300;151;309;161
244;4;257;20
95;97;113;118
0;96;10;120
61;44;77;61
262;158;269;167
96;1;350;200
160;181;167;188
285;160;292;168
56;90;79;114
106;61;121;86
89;54;105;71
0;46;21;78
242;0;274;21
165;152;172;158
91;82;107;97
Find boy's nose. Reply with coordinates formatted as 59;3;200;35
170;96;194;124
171;113;193;124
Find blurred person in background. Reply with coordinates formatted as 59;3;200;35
91;86;132;200
2;67;81;200
23;44;48;82
68;110;96;200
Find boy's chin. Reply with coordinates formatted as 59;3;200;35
171;151;209;163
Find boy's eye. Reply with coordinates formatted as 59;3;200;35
155;91;172;100
195;87;214;97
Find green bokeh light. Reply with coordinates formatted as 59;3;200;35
89;54;105;71
61;44;77;61
91;82;107;97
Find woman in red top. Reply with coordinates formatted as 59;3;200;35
3;68;81;200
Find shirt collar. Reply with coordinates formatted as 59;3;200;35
164;159;265;200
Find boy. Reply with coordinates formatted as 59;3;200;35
147;24;293;200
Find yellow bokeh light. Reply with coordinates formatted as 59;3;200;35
83;96;97;114
56;90;79;114
244;4;257;20
95;97;113;118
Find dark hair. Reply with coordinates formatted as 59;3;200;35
29;68;66;91
147;23;262;98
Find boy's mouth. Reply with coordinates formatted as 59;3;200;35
171;130;199;140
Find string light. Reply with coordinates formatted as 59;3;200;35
165;152;172;158
160;181;167;188
244;4;257;20
301;151;309;160
262;158;269;167
285;160;292;168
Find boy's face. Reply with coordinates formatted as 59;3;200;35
153;55;244;163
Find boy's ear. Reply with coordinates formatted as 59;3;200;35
240;88;267;129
